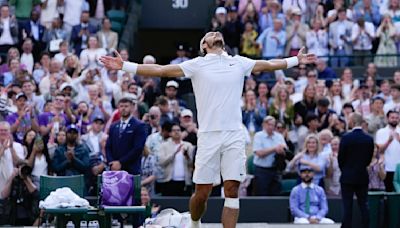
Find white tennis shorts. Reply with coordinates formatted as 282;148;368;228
192;130;246;185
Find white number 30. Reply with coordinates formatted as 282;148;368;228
172;0;189;9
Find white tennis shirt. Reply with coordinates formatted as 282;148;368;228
179;53;256;132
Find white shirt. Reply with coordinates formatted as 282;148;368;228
179;53;256;132
40;0;59;25
21;52;34;74
384;100;400;114
172;143;185;181
32;154;48;177
63;0;84;26
0;142;25;199
30;21;40;41
0;17;14;45
80;48;107;69
351;22;375;51
376;126;400;172
88;131;101;157
54;52;68;63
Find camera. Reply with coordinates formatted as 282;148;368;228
150;115;156;120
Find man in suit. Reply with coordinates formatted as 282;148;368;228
338;112;374;228
70;11;97;56
105;97;147;175
20;10;46;61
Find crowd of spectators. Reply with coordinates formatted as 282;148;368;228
0;0;399;226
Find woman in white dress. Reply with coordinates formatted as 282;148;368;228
26;136;52;188
79;35;107;69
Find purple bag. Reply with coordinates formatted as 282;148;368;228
101;171;134;206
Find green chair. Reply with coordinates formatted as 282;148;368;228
111;21;123;35
386;192;400;228
394;163;400;193
280;179;297;196
368;191;385;228
246;154;255;175
97;174;146;227
107;10;126;23
40;175;85;200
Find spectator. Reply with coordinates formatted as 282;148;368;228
71;11;98;56
0;4;19;53
282;0;306;15
375;110;400;192
238;0;261;16
32;52;51;84
20;38;34;74
22;129;37;157
26;135;52;188
380;0;400;23
97;17;118;53
326;0;353;25
289;114;309;153
9;0;40;21
340;68;357;101
106;97;147;175
52;124;90;176
366;97;386;136
328;80;344;115
22;80;45;113
289;166;334;224
394;70;400;84
158;96;179;126
62;0;85;38
285;8;308;57
374;14;397;67
141;146;157;196
316;97;336;131
54;41;71;63
352;84;372;116
319;129;333;157
316;59;337;80
368;145;386;191
164;80;186;113
269;86;294;126
20;10;46;61
139;187;160;224
39;59;69;95
339;112;374;228
253;116;287;196
306;19;329;58
158;123;194;196
363;62;382;79
294;84;317;123
240;21;259;58
40;0;60;29
275;121;295;155
47;128;66;159
258;0;285;32
6;92;39;143
325;137;341;196
377;79;392;103
256;19;285;59
383;84;400;114
294;64;308;93
210;7;227;33
223;6;243;55
44;17;68;52
179;109;198;146
87;84;112;122
38;93;71;137
289;134;329;187
79;36;107;69
351;18;375;66
256;82;269;117
353;0;381;26
2;58;23;87
144;106;161;135
328;8;353;67
242;90;264;134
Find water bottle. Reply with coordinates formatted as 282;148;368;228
80;220;87;227
66;221;75;228
88;220;99;228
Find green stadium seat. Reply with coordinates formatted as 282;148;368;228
280;179;297;196
246;154;255;175
394;163;400;193
107;10;126;24
111;21;123;35
40;175;85;200
386;192;400;228
368;191;385;228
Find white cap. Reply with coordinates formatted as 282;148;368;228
166;80;179;88
143;55;156;64
291;8;302;15
123;93;137;104
181;109;193;117
215;7;227;15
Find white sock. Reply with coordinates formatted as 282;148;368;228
191;219;201;228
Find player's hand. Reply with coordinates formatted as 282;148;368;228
297;47;317;65
99;51;124;71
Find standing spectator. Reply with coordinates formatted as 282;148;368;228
144;106;161;135
316;59;337;80
374;14;397;67
269;86;294;127
40;0;60;29
294;84;317;123
258;0;285;32
158;96;179;126
22;80;45;114
9;0;40;21
328;8;353;67
383;84;400;114
240;22;259;58
54;41;71;63
328;80;344;115
223;6;242;55
43;17;67;52
377;79;392;103
352;84;372;117
20;10;46;61
105;97;147;175
96;17;118;53
366;97;386;136
325;137;341;196
210;7;227;33
62;0;85;38
306;19;329;58
256;82;269;118
289;166;334;224
238;0;262;16
26;136;52;188
38;93;71;137
0;4;19;54
253;116;287;196
256;19;285;59
141;146;157;196
71;11;98;56
339;113;374;228
340;68;357;101
179;109;198;146
87;84;112;122
282;0;306;15
315;97;336;131
52;124;90;176
20;38;34;74
242;90;264;134
158;123;194;196
79;36;107;69
353;0;381;26
368;145;386;191
285;8;308;57
351;18;375;66
375;110;400;192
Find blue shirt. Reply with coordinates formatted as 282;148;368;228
290;183;328;219
256;28;286;58
253;131;286;168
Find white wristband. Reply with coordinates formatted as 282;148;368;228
122;61;138;74
285;56;299;69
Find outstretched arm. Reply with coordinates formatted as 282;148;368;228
99;51;184;78
252;47;317;73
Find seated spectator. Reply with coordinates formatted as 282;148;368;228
0;4;19;54
352;84;372;116
54;41;71;63
316;59;337;80
74;101;91;135
79;35;107;69
325;137;341;196
255;82;269;118
32;52;51;84
238;0;262;16
39;59;70;96
158;123;194;196
222;6;242;55
285;8;308;57
294;84;317;123
377;80;392;103
87;84;112;122
288;114;309;153
158;96;179;126
240;21;259;58
242;90;264;134
319;129;333;157
366;97;386;136
306;19;328;59
47;128;66;159
64;54;82;79
139;187;160;225
275;121;295;156
269;86;294;127
25;136;52;188
328;80;344;115
22;129;37;157
141;146;157;196
289;134;329;187
21;80;45;113
374;14;397;67
316;98;337;131
256;19;285;59
282;0;306;15
340;68;357;102
164;80;186;113
368;145;386;191
383;84;400;114
20;38;34;74
289;166;334;224
97;17;118;53
2;58;24;86
70;11;97;55
179;109;198;146
52;124;90;176
258;0;285;32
